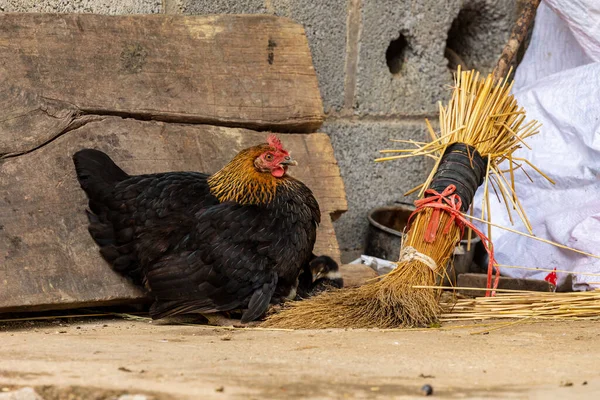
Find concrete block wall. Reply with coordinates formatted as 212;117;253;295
0;0;518;262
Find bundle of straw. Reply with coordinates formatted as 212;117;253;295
442;290;600;321
263;68;549;329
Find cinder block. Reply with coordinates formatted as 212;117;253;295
0;0;161;13
355;0;516;115
323;120;432;257
166;0;348;113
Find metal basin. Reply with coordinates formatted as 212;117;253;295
365;202;415;261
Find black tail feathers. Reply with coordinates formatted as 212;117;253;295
73;150;141;282
72;149;129;200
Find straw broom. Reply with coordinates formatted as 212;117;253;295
264;69;545;329
263;1;544;329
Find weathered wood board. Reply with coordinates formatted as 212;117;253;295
0;13;324;155
0;119;346;312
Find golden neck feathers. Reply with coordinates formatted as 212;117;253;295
207;146;289;205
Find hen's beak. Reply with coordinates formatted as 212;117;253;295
280;156;298;166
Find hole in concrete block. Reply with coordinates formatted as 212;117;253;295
445;8;472;71
445;3;518;74
386;33;408;75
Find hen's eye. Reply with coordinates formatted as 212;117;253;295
265;154;274;161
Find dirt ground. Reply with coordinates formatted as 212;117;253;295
0;317;599;399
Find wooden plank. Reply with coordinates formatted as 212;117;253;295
0;118;346;312
0;13;324;155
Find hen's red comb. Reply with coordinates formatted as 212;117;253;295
267;134;284;151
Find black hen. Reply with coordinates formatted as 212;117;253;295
73;135;328;323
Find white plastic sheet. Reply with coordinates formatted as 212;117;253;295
472;1;600;290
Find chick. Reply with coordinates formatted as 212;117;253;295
296;255;343;299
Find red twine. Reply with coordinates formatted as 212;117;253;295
407;184;500;296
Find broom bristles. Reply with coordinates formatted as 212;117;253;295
263;275;442;329
264;209;461;329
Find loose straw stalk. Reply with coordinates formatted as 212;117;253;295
263;68;548;329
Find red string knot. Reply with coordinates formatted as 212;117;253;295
407;184;500;296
